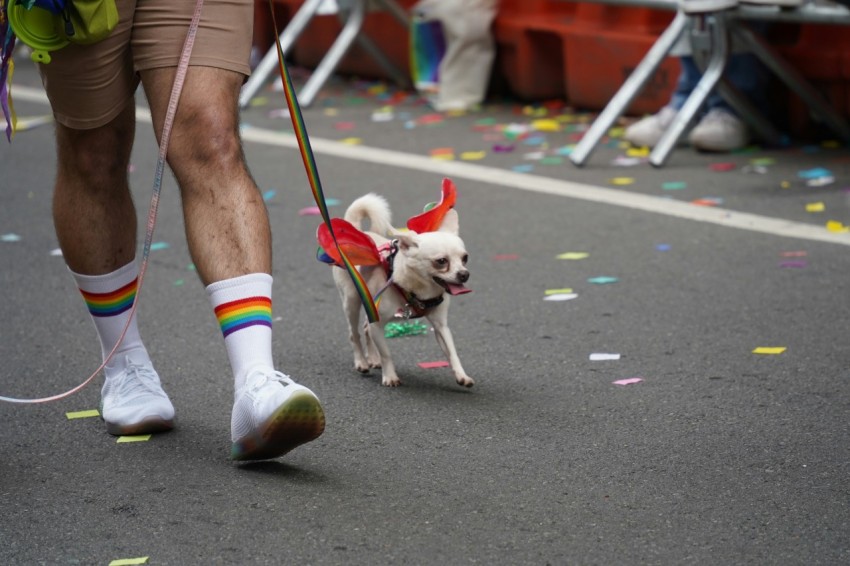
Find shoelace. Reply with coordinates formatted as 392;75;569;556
112;358;163;402
246;370;292;394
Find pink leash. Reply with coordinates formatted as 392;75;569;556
0;0;205;404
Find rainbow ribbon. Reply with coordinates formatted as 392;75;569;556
267;0;378;324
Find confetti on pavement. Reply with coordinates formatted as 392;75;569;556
590;353;621;361
544;293;578;301
610;177;635;186
149;242;170;251
418;360;450;369
556;252;589;260
709;162;736;172
117;435;152;443
613;377;643;386
587;276;619;284
662;181;687;190
66;409;100;420
1;233;22;242
752;347;786;355
545;288;574;295
805;202;825;213
109;558;149;566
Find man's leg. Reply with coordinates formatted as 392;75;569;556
53;101;175;435
140;66;324;460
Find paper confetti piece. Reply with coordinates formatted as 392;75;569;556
117;435;152;443
334;121;355;130
418;360;450;369
298;206;322;216
656;244;671;251
610;177;635;186
826;220;850;233
780;251;807;257
779;260;807;268
544;293;578;301
691;198;722;207
662;181;687;190
752;347;786;355
340;137;362;145
492;144;515;153
262;189;276;202
709;162;736;172
50;248;63;256
249;96;268;107
626;146;650;157
66;409;100;420
612;156;641;167
325;198;341;206
512;164;534;173
523;151;545;160
532;119;560;132
545;288;574;295
539;156;563;165
460;151;486;161
556;252;589;260
613;377;643;386
587;276;619;284
1;233;22;242
149;242;170;251
805;202;825;213
109;558;149;566
798;167;832;179
807;176;834;187
590;353;621;361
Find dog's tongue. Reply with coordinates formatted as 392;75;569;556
445;282;472;296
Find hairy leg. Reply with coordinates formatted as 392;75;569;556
53;102;137;275
140;66;271;285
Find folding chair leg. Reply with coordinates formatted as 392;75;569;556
570;11;689;167
239;0;327;109
297;0;368;107
651;13;730;167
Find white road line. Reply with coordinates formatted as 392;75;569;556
13;85;850;247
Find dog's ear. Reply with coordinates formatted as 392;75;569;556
395;231;419;251
437;208;459;235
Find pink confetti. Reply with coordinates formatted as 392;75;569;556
298;206;322;216
492;144;515;153
334;121;355;130
709;162;736;172
613;377;643;386
418;360;450;369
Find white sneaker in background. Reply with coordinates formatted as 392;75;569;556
623;106;679;149
688;108;750;152
230;368;325;461
101;353;175;436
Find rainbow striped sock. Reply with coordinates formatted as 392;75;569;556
214;296;273;338
79;278;137;317
207;274;276;388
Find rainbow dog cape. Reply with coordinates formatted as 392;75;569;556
316;178;458;268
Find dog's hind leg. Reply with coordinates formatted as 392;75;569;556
368;324;402;387
363;323;382;369
339;284;371;373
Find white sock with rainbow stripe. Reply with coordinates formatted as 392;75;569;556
71;260;149;379
207;273;275;390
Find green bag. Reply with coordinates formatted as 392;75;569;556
60;0;118;45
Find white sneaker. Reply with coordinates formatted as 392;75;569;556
231;368;325;461
681;0;738;13
623;106;679;148
101;353;175;436
688;108;750;152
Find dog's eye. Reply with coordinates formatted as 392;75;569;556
462;254;468;265
433;258;448;268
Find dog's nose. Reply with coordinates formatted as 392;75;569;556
458;270;469;283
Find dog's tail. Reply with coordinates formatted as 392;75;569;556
344;193;393;237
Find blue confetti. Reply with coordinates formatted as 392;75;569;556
150;242;170;251
262;190;276;201
512;164;534;173
798;167;832;179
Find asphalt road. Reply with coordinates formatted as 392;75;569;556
1;60;849;565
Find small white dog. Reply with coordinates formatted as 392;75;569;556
331;193;473;388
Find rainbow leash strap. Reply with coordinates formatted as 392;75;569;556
268;0;379;324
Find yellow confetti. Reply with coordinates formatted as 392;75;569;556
545;288;574;295
109;558;149;566
608;127;625;138
752;347;786;355
556;252;589;260
610;177;635;186
323;108;339;117
780;180;790;189
805;202;825;213
531;119;560;132
248;96;268;107
626;146;650;157
826;220;850;233
66;409;100;420
460;151;486;161
367;84;387;95
117;435;152;443
446;109;466;117
430;153;455;161
340;137;362;145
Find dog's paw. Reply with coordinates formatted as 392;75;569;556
456;375;475;388
382;375;402;387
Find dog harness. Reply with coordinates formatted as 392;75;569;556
377;239;444;319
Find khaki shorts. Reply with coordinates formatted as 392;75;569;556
39;0;254;130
